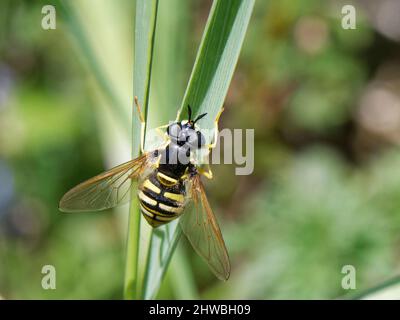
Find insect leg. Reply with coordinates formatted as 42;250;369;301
153;115;180;141
154;124;169;140
134;96;146;153
156;124;169;129
197;165;213;179
155;127;167;139
205;108;224;149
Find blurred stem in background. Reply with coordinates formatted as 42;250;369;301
58;0;131;133
124;0;197;300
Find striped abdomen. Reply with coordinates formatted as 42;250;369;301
138;170;186;227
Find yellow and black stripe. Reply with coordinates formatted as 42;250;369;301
138;170;186;227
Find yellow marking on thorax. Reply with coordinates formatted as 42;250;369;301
138;191;157;206
143;179;161;194
157;172;178;186
164;192;185;203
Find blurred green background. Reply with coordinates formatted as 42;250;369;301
2;0;400;299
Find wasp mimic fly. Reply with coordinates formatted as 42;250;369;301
59;97;230;280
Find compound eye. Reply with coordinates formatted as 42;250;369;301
167;123;181;139
187;129;198;147
187;130;206;149
197;131;206;147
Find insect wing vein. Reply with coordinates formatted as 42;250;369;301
59;153;152;212
180;174;230;280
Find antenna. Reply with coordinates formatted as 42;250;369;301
194;113;207;124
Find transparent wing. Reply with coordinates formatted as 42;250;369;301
59;153;153;212
180;174;231;280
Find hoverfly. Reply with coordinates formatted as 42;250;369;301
59;97;230;280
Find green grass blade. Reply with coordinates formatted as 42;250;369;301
169;245;199;299
345;275;400;300
124;0;159;300
142;0;255;299
180;0;256;132
140;0;193;300
61;0;255;300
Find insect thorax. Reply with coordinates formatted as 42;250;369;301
159;121;206;179
157;144;191;180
